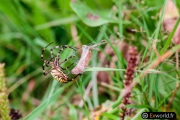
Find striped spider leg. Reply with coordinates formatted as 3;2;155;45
50;45;78;62
41;42;54;67
55;45;78;73
41;43;80;82
71;40;107;75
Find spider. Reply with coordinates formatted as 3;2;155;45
41;43;80;83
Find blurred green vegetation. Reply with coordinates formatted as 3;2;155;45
0;0;180;119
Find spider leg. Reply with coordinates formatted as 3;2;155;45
44;57;54;67
42;63;53;76
66;74;82;82
56;45;78;61
42;58;53;68
41;42;54;62
59;55;77;74
42;60;52;76
59;55;77;64
41;43;54;70
60;64;74;75
60;63;75;74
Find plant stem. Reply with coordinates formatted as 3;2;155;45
0;63;11;120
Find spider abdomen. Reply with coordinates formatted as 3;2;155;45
51;69;68;83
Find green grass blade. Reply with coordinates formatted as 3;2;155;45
160;18;180;54
24;83;72;120
100;112;119;120
69;105;78;120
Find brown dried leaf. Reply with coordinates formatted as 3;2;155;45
164;0;179;20
163;0;180;44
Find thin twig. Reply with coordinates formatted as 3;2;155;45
167;51;179;110
78;81;93;120
78;80;93;107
